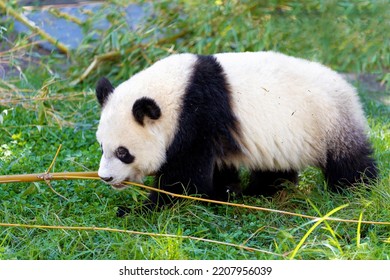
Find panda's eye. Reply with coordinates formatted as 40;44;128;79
115;146;135;164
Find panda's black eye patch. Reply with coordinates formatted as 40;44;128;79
115;146;135;164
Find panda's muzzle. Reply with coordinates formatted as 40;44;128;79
100;176;113;182
99;176;128;190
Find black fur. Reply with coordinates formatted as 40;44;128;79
96;77;114;106
115;146;135;164
147;55;241;207
244;170;298;197
213;165;241;200
132;97;162;125
324;137;377;191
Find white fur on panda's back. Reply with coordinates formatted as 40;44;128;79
214;51;368;171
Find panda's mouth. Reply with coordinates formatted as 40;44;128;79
98;177;128;189
111;183;128;190
103;174;144;190
110;183;127;189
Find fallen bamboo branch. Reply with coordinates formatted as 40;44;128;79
70;29;189;85
41;144;69;201
1;171;389;226
69;51;121;86
48;7;83;25
0;171;98;183
0;0;70;55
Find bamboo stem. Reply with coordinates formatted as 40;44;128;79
48;7;83;25
0;0;70;55
70;51;121;86
71;29;189;85
0;171;389;226
0;171;98;183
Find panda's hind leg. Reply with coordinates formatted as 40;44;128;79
324;137;377;192
244;170;298;197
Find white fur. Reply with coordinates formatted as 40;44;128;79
96;54;196;185
96;51;368;184
214;51;368;170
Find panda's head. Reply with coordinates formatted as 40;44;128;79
94;54;196;189
95;77;168;189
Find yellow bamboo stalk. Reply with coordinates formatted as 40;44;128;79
127;180;390;226
48;8;83;25
0;171;98;183
0;171;389;226
71;29;189;85
0;0;70;55
69;51;121;86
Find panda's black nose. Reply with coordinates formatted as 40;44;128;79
100;176;113;182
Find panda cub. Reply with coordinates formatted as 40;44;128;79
95;51;377;210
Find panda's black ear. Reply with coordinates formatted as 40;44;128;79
96;77;114;107
132;97;161;126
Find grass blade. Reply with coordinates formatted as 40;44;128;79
289;204;349;259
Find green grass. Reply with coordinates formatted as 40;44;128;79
0;0;389;260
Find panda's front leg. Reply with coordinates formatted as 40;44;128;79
146;147;216;210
